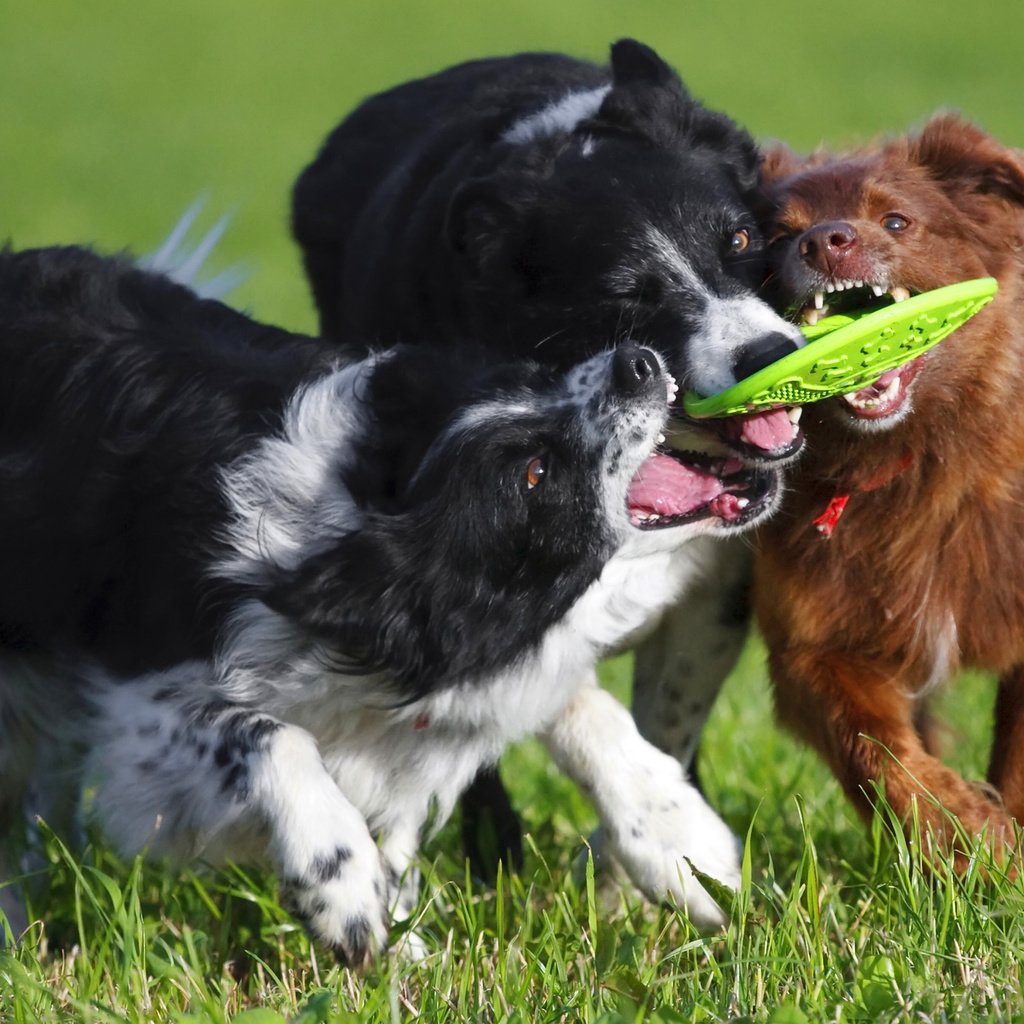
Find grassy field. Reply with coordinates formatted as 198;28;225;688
3;2;1024;1021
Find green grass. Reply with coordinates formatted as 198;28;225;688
4;649;1024;1022
3;2;1024;1021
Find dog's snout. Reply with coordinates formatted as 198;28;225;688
798;221;859;272
612;345;661;395
734;332;800;382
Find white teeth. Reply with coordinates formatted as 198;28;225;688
825;282;835;293
871;284;886;297
813;290;824;310
843;374;902;411
657;432;666;444
889;286;910;302
854;280;863;288
834;281;845;292
735;497;750;510
803;308;821;326
786;406;803;425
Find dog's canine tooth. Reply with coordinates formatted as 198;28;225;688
889;286;910;302
813;290;824;310
786;406;803;425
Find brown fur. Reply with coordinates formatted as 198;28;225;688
756;115;1024;860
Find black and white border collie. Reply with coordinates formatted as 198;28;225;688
291;37;807;861
292;38;805;464
0;247;780;963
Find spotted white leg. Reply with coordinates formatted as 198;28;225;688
543;675;740;927
85;671;389;966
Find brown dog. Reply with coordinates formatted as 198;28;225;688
755;115;1024;860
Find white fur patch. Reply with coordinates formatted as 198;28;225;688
217;361;371;583
502;85;611;145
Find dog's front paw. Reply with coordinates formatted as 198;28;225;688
606;770;741;929
279;841;390;968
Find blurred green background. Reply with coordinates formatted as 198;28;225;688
4;0;1021;336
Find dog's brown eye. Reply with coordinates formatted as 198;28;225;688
729;229;751;253
526;456;546;489
882;213;910;232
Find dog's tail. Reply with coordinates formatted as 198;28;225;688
139;195;249;300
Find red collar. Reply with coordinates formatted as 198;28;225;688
813;451;915;539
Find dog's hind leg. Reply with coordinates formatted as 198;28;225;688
632;537;752;782
459;767;523;882
988;664;1024;824
543;674;740;928
85;671;390;967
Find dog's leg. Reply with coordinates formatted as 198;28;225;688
459;767;523;882
0;681;41;943
377;820;428;961
632;537;752;778
772;648;1014;861
988;664;1024;822
86;677;389;966
543;675;740;928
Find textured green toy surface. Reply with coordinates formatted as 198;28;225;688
683;277;998;418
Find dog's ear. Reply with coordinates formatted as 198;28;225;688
445;177;520;274
911;114;1024;208
590;39;688;139
608;38;677;88
759;142;806;184
262;526;436;698
594;40;760;193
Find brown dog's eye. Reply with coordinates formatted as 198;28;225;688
881;213;910;232
526;456;546;489
728;229;751;253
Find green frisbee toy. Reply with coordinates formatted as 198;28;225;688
683;277;998;418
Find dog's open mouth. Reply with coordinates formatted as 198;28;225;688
797;277;922;421
710;407;803;461
798;278;914;327
626;450;776;529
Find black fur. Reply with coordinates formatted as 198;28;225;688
292;39;793;385
0;245;646;700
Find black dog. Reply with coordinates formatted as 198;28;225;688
291;38;807;872
292;39;804;448
0;246;779;961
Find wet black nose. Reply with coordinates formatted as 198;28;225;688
612;345;661;395
734;332;800;382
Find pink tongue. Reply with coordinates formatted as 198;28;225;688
627;453;723;519
739;409;796;451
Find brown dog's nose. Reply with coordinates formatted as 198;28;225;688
798;221;859;273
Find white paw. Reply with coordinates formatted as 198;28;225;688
605;767;741;929
279;838;390;968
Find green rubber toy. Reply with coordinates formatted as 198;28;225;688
683;277;998;418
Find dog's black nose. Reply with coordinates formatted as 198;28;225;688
613;345;661;395
733;332;799;382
